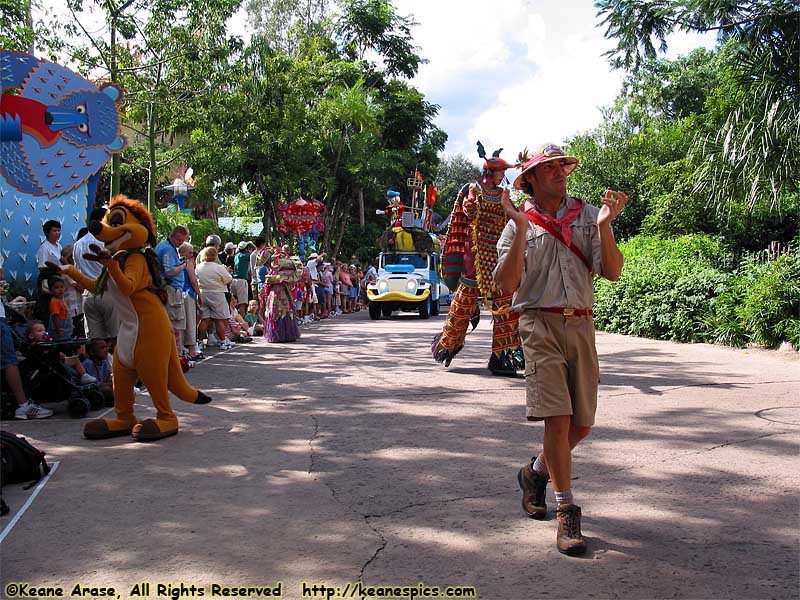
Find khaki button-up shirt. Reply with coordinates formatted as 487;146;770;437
494;196;602;312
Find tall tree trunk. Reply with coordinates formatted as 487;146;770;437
358;187;364;230
146;103;157;213
322;195;339;254
332;193;353;260
261;205;270;242
145;61;164;212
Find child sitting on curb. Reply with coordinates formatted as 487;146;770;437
244;300;264;336
226;297;253;343
82;338;114;406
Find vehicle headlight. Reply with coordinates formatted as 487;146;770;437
406;279;418;292
377;279;389;293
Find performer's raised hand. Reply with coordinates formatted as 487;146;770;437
500;188;528;228
82;243;112;262
598;189;627;226
41;261;67;278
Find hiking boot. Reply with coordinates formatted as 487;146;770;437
517;457;548;519
556;504;587;556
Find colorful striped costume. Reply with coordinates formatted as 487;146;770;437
432;182;524;375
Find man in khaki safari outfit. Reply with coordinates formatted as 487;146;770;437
495;143;626;555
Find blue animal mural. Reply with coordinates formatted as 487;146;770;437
0;50;127;294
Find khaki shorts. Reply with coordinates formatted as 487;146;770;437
518;309;599;427
83;292;119;339
183;294;197;345
199;291;230;320
230;278;249;306
310;281;319;304
166;286;186;330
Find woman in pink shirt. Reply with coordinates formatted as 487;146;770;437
339;264;353;313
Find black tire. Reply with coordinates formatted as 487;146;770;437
83;388;105;411
381;305;392;318
368;302;381;320
430;296;440;316
68;393;90;418
419;299;430;319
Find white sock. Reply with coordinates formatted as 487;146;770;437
555;490;574;507
532;455;549;476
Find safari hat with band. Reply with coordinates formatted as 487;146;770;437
512;143;579;190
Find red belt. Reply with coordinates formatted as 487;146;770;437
537;307;593;316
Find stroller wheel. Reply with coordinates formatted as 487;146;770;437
83;388;105;411
68;393;90;418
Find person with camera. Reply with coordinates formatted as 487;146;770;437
495;143;626;556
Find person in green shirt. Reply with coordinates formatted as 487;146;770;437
231;241;251;316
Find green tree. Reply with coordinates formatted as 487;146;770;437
53;0;240;208
597;0;800;216
190;36;319;240
433;153;481;213
244;0;328;55
335;0;422;79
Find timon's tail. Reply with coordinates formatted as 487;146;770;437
167;344;212;404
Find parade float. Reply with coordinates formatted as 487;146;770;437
366;171;443;320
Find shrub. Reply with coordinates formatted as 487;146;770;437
594;235;733;341
734;254;800;348
594;234;800;349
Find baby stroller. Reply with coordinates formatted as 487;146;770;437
1;307;105;418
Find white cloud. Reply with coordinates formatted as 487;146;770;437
394;0;717;164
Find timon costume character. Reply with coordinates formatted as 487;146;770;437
53;195;212;441
432;142;524;376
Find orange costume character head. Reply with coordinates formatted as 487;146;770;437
91;194;158;251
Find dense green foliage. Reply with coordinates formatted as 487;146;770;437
584;1;800;348
596;0;800;219
594;235;800;348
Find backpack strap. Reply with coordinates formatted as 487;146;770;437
524;210;593;273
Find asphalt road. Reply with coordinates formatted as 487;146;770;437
1;309;798;600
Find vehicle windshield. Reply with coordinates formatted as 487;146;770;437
382;253;428;269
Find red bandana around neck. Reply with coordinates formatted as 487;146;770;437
523;198;584;246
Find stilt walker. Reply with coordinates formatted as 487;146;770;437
432;142;524;375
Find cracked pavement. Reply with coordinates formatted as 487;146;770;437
1;310;798;599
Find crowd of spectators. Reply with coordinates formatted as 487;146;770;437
1;212;378;420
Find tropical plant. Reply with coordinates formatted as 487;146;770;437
597;0;800;218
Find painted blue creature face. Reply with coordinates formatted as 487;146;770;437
54;85;122;147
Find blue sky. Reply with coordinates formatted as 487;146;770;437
390;0;717;165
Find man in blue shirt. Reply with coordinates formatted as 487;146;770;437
155;226;190;352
